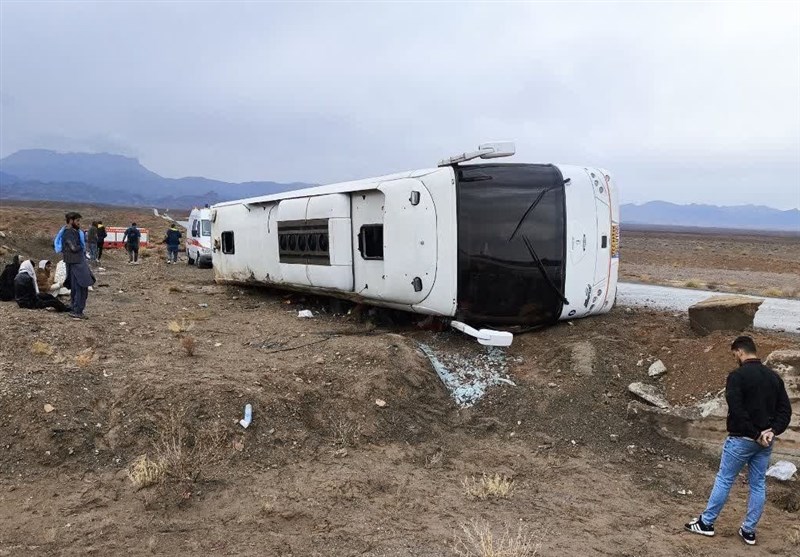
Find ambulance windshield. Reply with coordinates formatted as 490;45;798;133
201;220;212;236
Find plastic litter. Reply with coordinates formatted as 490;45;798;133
297;310;314;318
239;404;253;429
765;460;797;481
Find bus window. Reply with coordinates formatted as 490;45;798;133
201;220;212;236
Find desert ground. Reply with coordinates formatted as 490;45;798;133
620;227;800;300
0;202;798;557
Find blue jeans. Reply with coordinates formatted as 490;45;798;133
702;436;772;533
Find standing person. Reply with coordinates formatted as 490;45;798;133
123;222;141;264
61;212;94;319
0;255;21;301
163;223;182;264
87;221;99;264
14;260;69;312
96;221;107;261
684;336;792;546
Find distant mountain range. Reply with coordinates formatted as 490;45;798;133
621;201;799;232
0;149;310;209
1;149;798;231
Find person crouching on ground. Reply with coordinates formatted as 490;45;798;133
36;260;53;294
61;213;95;319
163;223;182;264
14;260;69;312
0;255;21;301
684;335;792;546
123;222;141;264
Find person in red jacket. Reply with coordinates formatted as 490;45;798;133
685;335;792;546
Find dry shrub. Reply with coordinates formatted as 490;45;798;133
130;410;226;506
139;248;152;259
787;526;800;546
764;287;784;298
180;336;196;357
31;341;54;356
683;280;700;289
329;415;361;448
454;519;541;557
168;319;194;334
462;473;514;500
167;285;182;293
75;348;94;367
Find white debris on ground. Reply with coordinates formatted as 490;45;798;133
418;343;516;407
766;461;797;481
297;309;314;318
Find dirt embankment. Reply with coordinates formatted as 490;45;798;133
0;202;798;556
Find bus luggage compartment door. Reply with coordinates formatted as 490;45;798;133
277;194;353;291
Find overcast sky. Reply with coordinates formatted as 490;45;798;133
1;1;799;209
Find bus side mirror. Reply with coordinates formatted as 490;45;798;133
477;141;515;159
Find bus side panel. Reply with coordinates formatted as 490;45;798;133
411;167;458;317
213;203;279;283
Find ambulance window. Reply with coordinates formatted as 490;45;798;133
221;231;235;254
191;220;199;237
201;220;212;236
359;225;383;260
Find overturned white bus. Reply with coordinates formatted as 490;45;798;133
210;143;619;330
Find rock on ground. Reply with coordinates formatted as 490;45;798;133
628;382;670;409
765;349;800;373
688;295;763;335
648;359;667;377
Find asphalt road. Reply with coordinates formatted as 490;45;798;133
617;282;800;334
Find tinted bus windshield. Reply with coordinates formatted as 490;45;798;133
455;164;567;325
201;220;212;236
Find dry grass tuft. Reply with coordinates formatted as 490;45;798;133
167;319;194;334
454;519;540;557
329;415;361;448
462;473;514;500
31;341;54;356
425;449;444;469
75;348;95;367
128;454;167;489
683;280;700;289
764;287;784;298
180;336;196;357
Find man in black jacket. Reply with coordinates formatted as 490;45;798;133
62;212;94;319
685;336;792;546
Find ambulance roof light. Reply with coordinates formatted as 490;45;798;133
438;141;516;167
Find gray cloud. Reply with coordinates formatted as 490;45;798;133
1;1;798;208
